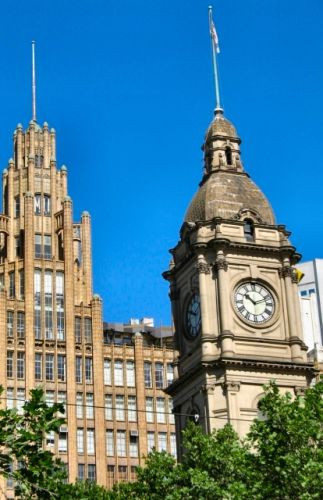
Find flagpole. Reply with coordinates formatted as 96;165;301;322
32;41;37;122
208;6;223;114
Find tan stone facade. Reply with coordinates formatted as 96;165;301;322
0;121;175;493
164;110;315;457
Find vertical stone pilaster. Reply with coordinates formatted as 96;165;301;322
50;160;57;257
50;128;56;162
134;333;147;462
280;261;303;361
24;192;34;394
7;164;14;261
43;122;49;169
81;212;93;306
92;295;105;485
63;196;77;482
196;254;211;337
61;167;68;198
16;124;23;169
0;287;7;393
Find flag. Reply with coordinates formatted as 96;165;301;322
210;17;220;53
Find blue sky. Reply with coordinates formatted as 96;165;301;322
0;0;322;325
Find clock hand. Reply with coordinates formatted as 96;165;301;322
254;298;266;305
245;293;256;305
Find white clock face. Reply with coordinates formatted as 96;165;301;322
234;282;275;324
186;294;201;338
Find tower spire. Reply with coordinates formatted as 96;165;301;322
208;6;223;115
31;40;37;122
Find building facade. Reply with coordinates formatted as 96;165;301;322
297;259;323;371
164;108;315;455
0;120;175;493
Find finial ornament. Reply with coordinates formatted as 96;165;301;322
208;6;223;115
32;41;37;122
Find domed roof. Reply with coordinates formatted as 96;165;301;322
184;111;275;225
184;170;275;224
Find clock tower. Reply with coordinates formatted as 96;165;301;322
163;107;314;454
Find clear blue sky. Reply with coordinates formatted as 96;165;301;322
0;1;322;325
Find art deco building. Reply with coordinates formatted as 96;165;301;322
164;107;315;455
0;119;176;493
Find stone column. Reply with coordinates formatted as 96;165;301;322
280;262;303;361
63;196;77;482
91;295;106;485
7;163;14;261
24;192;34;394
222;381;240;433
61;166;68;198
196;253;211;337
0;286;6;393
214;251;234;356
81;212;93;306
43;122;49;169
134;333;147;462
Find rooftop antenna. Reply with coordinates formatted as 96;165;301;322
208;6;223;115
32;41;37;122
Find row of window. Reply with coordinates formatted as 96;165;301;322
14;194;51;218
105;430;176;458
145;396;174;424
300;288;316;297
7;311;25;338
103;359;135;387
1;271;24;299
104;394;137;422
144;361;174;389
34;270;65;340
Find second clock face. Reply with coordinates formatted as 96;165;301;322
186;293;201;338
234;282;275;324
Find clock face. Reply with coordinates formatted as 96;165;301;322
186;294;201;338
234;282;275;324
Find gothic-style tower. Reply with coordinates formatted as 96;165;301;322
164;107;314;455
0;117;105;484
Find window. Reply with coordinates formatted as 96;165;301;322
243;219;254;242
147;432;155;453
17;388;25;414
225;146;232;165
7;311;13;338
126;360;135;387
87;464;96;482
44;270;53;339
114;360;123;386
104;359;111;385
86;429;95;455
44;195;51;215
35;154;43;168
76;393;83;419
7;351;13;377
127;396;137;422
17;351;25;379
15;195;20;217
156;397;166;423
116;430;126;457
35;353;42;380
46;354;54;381
77;428;84;453
116;395;125;421
84;318;92;343
129;435;138;458
144;362;152;388
86;393;94;419
7;388;14;410
34;270;41;339
44;235;52;259
17;312;25;338
19;269;24;299
75;317;81;343
15;236;21;257
76;357;82;383
155;363;164;388
57;355;66;381
107;465;115;480
146;397;154;423
309;288;316;295
57;391;66;417
118;465;127;482
8;271;15;298
130;466;137;481
85;357;93;383
170;433;177;458
158;432;167;452
167;364;174;386
106;430;114;456
34;194;41;215
46;431;55;448
35;234;42;258
46;390;55;407
78;464;85;480
168;398;175;424
58;427;68;452
56;272;64;340
105;394;113;420
300;290;307;297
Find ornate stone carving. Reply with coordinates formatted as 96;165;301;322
213;258;228;272
222;381;240;394
279;265;298;282
294;386;306;396
196;261;211;274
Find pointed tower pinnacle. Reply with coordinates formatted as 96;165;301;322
32;41;37;122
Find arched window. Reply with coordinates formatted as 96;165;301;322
244;219;254;242
225;147;232;166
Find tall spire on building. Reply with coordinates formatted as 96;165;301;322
31;40;37;122
208;6;223;115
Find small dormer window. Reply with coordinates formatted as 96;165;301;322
244;219;254;241
225;147;232;165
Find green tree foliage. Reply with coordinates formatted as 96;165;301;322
0;386;68;498
113;379;323;500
